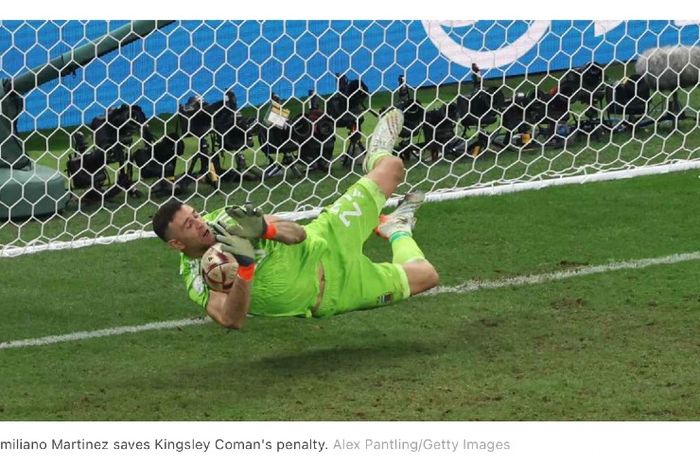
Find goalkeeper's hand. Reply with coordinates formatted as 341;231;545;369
209;221;256;267
221;202;273;239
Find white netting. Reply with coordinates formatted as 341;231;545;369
1;20;699;257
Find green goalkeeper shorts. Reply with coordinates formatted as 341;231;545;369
306;177;411;317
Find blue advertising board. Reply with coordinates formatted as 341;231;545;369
0;20;698;130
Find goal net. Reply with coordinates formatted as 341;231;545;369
1;20;699;257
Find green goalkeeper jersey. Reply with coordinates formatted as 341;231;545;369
180;208;327;318
179;178;412;321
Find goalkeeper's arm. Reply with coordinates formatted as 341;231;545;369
222;203;306;245
264;215;306;245
206;282;251;330
206;221;257;330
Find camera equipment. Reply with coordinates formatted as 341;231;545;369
559;62;605;105
257;93;305;178
393;67;506;162
66;104;153;200
209;90;261;181
131;133;186;195
326;74;369;167
604;74;652;129
445;64;506;158
65;131;108;200
176;90;262;185
92;104;153;157
420;101;461;162
95;104;152;196
492;89;543;148
491;81;585;150
257;90;341;177
533;87;570;146
391;75;465;162
133;133;184;179
393;75;424;160
458;65;505;130
177;95;222;185
296;91;336;171
558;62;607;136
559;60;664;135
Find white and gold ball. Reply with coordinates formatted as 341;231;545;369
201;243;238;292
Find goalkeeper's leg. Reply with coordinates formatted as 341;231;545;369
363;108;405;199
306;110;405;254
375;190;439;295
306;109;410;266
363;109;438;295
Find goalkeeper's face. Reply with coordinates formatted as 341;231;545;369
167;204;216;256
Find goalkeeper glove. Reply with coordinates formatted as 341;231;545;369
222;202;277;239
210;221;256;268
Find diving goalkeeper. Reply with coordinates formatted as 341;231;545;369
152;109;439;329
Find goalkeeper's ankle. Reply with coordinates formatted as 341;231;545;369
363;150;392;173
389;231;412;243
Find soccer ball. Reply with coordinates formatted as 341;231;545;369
201;243;238;292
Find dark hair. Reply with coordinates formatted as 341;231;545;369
152;199;184;242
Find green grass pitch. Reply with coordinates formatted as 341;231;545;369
0;169;698;420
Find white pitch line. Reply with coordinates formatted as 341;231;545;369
1;251;699;350
0;318;210;350
423;251;700;296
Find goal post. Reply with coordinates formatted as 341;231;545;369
1;20;699;257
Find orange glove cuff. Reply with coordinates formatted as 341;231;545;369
262;223;277;240
236;264;256;281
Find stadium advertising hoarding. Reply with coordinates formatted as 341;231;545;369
0;20;698;130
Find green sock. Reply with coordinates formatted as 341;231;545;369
390;232;426;264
